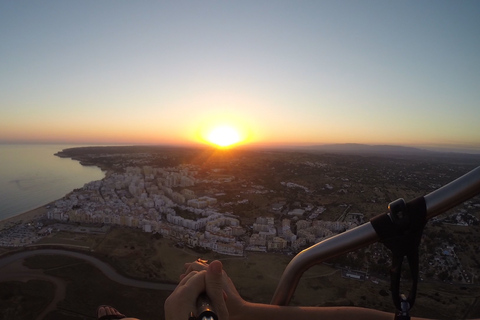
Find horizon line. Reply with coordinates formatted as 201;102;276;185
2;140;480;155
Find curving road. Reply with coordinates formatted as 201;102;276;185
0;248;178;291
0;248;177;320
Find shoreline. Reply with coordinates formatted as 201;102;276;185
0;202;53;230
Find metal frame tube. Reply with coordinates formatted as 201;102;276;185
270;222;379;305
271;166;480;306
424;166;480;219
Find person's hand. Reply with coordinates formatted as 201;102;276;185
180;258;210;280
165;261;229;320
180;259;248;320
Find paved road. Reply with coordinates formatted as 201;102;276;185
0;258;67;320
0;248;178;291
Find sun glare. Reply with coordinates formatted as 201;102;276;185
207;125;242;148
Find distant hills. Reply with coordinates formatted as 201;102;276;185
301;143;433;156
283;143;480;164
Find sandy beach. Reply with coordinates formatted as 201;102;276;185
0;203;52;230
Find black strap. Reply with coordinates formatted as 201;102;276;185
370;197;427;319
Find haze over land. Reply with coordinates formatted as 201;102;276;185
1;1;479;152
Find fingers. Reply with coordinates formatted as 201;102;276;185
165;270;207;320
178;270;205;295
170;259;230;320
178;270;198;286
205;261;229;320
180;260;209;280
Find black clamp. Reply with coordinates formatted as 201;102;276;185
370;197;427;320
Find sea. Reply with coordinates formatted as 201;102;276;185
0;144;105;222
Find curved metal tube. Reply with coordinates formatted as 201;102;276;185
424;166;480;219
271;166;480;306
270;222;379;305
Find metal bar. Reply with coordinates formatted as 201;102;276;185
271;166;480;306
424;166;480;219
270;222;379;305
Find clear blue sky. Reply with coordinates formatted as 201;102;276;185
1;1;479;152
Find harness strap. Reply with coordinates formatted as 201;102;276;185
370;197;427;319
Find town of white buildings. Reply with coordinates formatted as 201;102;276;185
1;157;478;284
37;164;357;256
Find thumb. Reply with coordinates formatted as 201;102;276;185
206;261;229;320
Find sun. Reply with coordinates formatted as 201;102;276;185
207;125;242;148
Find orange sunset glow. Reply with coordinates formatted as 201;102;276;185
0;2;479;154
206;125;242;148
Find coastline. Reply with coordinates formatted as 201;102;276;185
0;202;52;230
0;144;105;232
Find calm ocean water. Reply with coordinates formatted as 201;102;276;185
0;144;104;221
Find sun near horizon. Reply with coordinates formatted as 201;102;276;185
206;125;243;148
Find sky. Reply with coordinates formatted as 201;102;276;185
1;1;479;152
